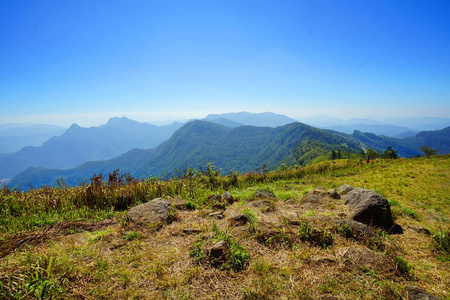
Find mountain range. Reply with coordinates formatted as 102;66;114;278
0;112;297;179
0;124;66;153
8;120;363;189
0;117;183;179
2;112;450;190
299;115;450;138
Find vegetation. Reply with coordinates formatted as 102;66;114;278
1;155;449;299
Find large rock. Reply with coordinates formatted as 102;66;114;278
343;188;394;229
334;219;377;239
127;198;171;226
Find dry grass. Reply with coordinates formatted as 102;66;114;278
1;156;449;299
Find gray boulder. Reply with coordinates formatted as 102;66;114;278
334;219;377;239
406;285;442;300
127;198;171;226
343;188;394;229
253;190;277;199
222;191;235;204
336;246;394;274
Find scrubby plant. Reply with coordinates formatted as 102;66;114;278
298;221;333;249
190;223;250;271
393;256;413;279
433;230;450;261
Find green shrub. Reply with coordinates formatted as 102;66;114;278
433;230;450;261
393;256;413;279
298;222;333;249
190;223;250;271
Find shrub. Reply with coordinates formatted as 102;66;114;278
298;222;333;249
190;223;250;271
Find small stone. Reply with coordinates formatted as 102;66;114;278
222;191;235;204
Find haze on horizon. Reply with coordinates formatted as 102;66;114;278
1;1;449;128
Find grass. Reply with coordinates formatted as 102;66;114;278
1;155;449;299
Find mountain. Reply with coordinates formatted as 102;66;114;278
352;126;450;157
301;115;450;135
0;124;66;153
321;124;419;137
203;112;298;127
0;117;183;179
203;118;243;128
382;117;450;131
8;120;363;189
299;115;419;137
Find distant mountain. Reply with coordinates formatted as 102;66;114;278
204;118;243;128
393;131;418;139
0;117;183;179
320;124;419;138
382;117;450;131
0;124;66;153
301;115;450;133
9;120;363;189
203;112;298;127
352;126;450;157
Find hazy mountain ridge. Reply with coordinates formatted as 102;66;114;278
8;120;363;189
300;115;450;137
0;117;182;179
0;124;66;153
203;111;299;127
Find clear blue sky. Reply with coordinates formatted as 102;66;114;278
1;0;449;126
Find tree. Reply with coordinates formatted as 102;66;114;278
384;147;398;159
366;148;381;159
420;145;438;157
331;150;337;160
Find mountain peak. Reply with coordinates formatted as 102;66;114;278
106;116;134;126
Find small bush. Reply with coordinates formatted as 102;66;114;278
393;256;413;279
433;230;450;261
190;223;250;271
298;222;333;249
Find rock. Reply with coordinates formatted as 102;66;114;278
208;211;224;219
229;214;249;226
334;219;377;239
127;198;171;226
207;240;228;259
343;188;394;229
336;246;394;274
309;254;336;266
406;285;442;300
336;184;354;195
284;198;297;205
408;225;431;236
170;197;187;209
222;191;235;204
250;200;272;208
253;190;277;199
301;188;334;206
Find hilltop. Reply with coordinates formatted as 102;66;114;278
1;155;449;299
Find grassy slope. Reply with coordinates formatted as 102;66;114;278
1;155;449;299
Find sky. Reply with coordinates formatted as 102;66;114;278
0;0;449;127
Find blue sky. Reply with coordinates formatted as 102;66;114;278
0;0;449;127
